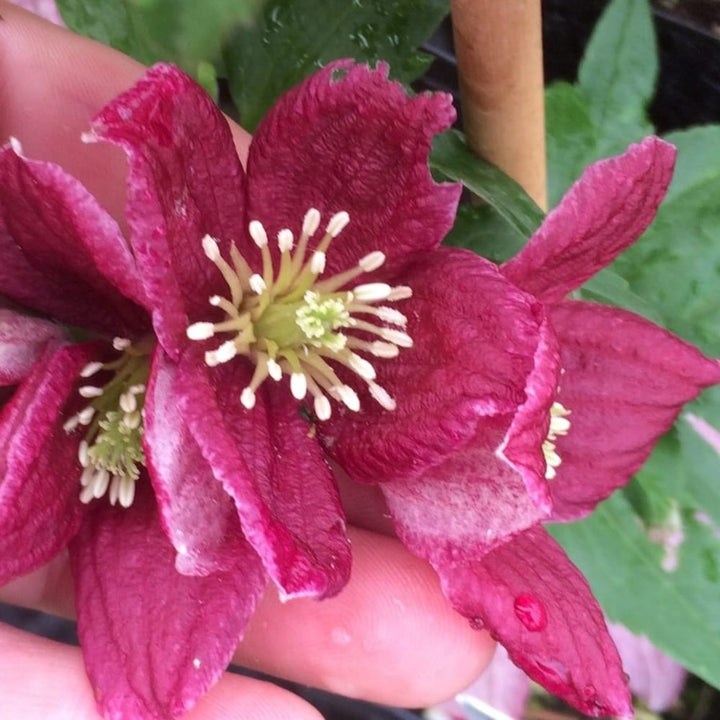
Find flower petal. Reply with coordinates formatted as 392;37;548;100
70;483;266;720
501;137;676;303
0;342;97;584
442;527;632;719
0;309;64;386
0;142;149;337
175;352;351;599
246;61;460;275
144;347;252;576
549;301;720;520
321;248;551;485
91;63;248;357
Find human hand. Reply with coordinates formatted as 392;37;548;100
0;3;495;718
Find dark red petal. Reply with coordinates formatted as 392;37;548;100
321;248;553;485
175;353;351;599
380;415;550;567
443;527;632;719
0;143;149;337
548;301;720;520
144;347;252;575
246;61;460;276
0;309;65;386
0;342;98;585
70;484;266;720
501;137;676;303
91;63;248;358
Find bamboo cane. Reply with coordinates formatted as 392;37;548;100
450;0;547;210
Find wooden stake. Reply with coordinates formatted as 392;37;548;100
451;0;547;210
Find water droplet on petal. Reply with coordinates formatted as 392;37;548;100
513;593;548;631
468;617;485;631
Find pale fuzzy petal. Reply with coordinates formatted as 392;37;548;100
0;309;64;386
609;623;686;713
502;137;676;303
70;484;267;720
9;0;64;25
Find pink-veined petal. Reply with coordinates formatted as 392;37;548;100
0;142;149;337
246;61;460;276
0;308;65;386
0;342;98;584
91;63;248;358
176;352;350;599
549;301;720;521
70;483;266;720
442;527;632;719
501;137;676;303
144;347;252;576
321;248;550;485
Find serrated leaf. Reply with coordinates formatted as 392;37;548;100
550;492;720;691
612;126;720;356
430;131;545;241
578;0;656;155
57;0;263;79
224;0;448;131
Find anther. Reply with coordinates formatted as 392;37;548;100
240;387;256;409
387;286;413;301
359;251;386;272
352;283;392;302
202;234;221;261
311;251;327;275
335;384;360;412
63;416;80;433
249;274;267;294
249;220;268;247
379;328;413;348
267;358;283;381
348;353;376;380
79;386;103;398
314;395;332;421
369;381;396;411
80;361;104;378
291;372;308;400
119;392;137;413
278;229;294;252
303;208;321;236
78;406;96;425
326;211;350;238
78;440;90;467
187;322;216;340
376;307;407;326
113;337;131;351
369;341;400;358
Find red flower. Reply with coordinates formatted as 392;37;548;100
0;61;717;720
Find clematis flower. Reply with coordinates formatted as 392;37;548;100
0;59;718;720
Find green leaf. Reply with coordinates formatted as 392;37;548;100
550;492;720;690
545;82;598;208
224;0;448;131
612;126;720;356
430;131;544;241
577;0;656;155
57;0;263;78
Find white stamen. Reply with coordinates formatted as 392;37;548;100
369;341;399;358
79;483;95;504
129;384;146;395
9;136;23;156
249;274;267;294
368;381;396;411
209;295;223;306
187;322;216;340
118;477;135;508
240;387;256;409
119;391;137;413
326;211;350;238
348;353;376;380
202;234;221;261
359;251;385;272
291;372;308;400
314;395;332;421
303;208;321;236
278;229;294;252
79;385;103;398
123;411;141;429
336;384;360;412
376;306;407;326
311;251;326;275
215;340;238;364
80;466;96;488
80;361;104;378
92;469;110;499
78;406;96;425
249;220;268;248
113;337;131;351
63;415;80;433
267;358;283;381
78;440;90;467
109;477;120;506
380;328;413;348
388;285;413;301
352;283;392;302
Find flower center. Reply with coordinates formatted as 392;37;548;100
187;208;413;420
64;336;152;507
542;401;571;480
